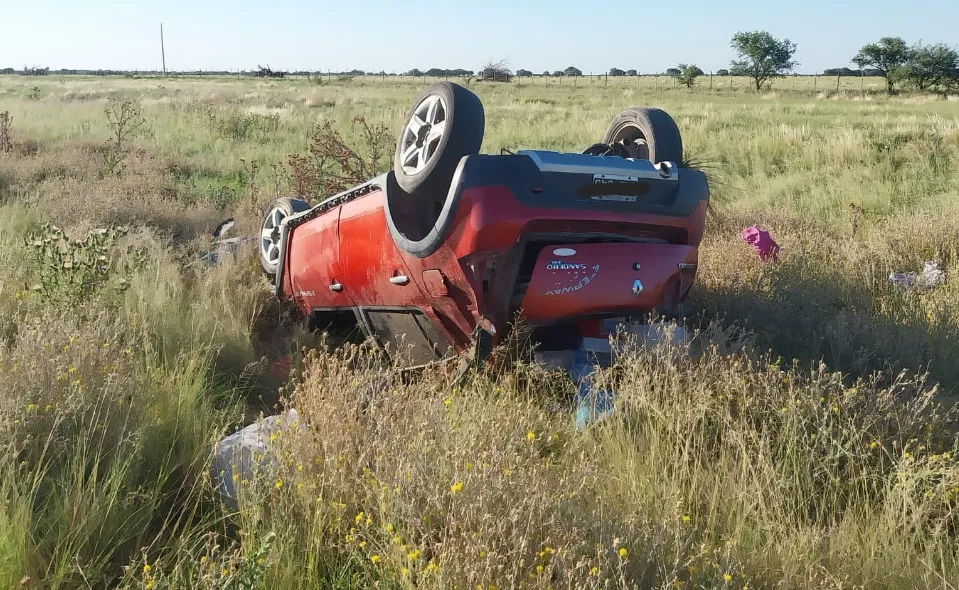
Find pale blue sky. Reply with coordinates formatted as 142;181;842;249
2;0;957;74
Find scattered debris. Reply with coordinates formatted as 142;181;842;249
889;261;946;292
536;322;690;430
212;218;236;238
741;225;780;261
211;409;304;510
192;237;253;267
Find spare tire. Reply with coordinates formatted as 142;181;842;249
601;107;683;164
394;82;485;198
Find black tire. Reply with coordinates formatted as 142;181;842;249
394;82;485;198
601;107;683;164
259;197;311;277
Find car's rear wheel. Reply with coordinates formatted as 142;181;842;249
259;197;311;277
394;82;485;198
601;107;683;164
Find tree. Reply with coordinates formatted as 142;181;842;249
480;59;511;82
626;69;638;76
901;43;959;92
608;67;625;77
564;66;582;77
851;37;911;93
516;69;533;77
552;70;564;77
716;69;729;76
665;67;681;77
729;30;798;91
672;63;704;88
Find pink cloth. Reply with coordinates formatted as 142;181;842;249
741;225;779;261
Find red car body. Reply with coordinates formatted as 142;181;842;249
274;150;708;366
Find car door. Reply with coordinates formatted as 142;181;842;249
337;192;452;365
286;206;354;311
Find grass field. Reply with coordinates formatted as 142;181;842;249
1;75;959;589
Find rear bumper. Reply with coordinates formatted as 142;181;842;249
519;242;698;325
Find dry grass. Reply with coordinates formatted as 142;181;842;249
0;75;958;589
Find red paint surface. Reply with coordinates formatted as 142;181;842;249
520;243;697;324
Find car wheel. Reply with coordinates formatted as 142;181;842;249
259;197;311;277
601;107;683;164
394;82;485;198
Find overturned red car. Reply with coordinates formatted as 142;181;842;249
259;82;709;366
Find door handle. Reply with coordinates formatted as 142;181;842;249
329;282;343;292
389;275;409;285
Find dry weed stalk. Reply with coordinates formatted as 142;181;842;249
0;111;12;153
286;116;393;202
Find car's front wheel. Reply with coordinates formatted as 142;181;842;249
259;197;311;277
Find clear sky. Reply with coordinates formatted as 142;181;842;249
2;0;957;74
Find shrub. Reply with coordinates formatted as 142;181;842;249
24;223;145;309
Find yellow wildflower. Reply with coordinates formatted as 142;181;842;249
724;573;733;582
450;481;463;493
526;431;536;442
143;564;152;573
274;479;283;489
681;514;691;523
370;554;381;564
424;560;438;574
590;566;600;576
618;547;628;559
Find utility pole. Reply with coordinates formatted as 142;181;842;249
160;23;167;75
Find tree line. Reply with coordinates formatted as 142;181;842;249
4;32;957;94
662;32;957;93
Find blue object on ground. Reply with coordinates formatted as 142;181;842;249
574;381;616;430
569;350;617;430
